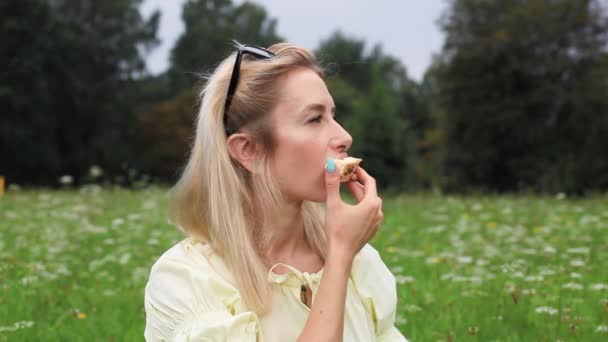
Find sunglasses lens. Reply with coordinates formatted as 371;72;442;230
224;45;276;135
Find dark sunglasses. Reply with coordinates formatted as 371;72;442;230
223;44;276;136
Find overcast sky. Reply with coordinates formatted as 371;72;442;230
141;0;447;82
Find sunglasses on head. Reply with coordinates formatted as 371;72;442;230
223;44;276;136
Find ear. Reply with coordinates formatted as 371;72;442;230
226;133;262;173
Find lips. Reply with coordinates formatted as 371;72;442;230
329;153;348;160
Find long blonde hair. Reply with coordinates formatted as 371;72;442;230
168;42;328;315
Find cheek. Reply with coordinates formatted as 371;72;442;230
273;139;327;199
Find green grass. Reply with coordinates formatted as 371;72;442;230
1;186;607;341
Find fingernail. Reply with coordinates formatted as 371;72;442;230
326;159;335;173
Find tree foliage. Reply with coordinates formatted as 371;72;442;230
168;0;283;92
437;0;608;194
0;0;159;185
316;31;419;190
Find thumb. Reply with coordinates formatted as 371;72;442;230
325;158;342;205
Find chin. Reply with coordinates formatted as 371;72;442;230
305;189;328;203
289;188;326;203
286;178;327;203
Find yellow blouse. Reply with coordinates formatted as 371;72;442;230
144;237;408;341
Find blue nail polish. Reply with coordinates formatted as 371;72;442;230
326;159;335;173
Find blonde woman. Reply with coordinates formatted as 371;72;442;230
144;42;407;341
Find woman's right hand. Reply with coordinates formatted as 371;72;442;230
323;159;384;262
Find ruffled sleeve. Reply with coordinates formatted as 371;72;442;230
144;244;260;341
351;244;408;341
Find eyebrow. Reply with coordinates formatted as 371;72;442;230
300;103;336;115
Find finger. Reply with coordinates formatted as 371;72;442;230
345;180;365;202
353;167;378;201
373;216;382;231
324;158;343;207
377;209;384;226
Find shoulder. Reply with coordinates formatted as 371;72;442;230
351;244;399;335
352;243;396;286
145;238;240;312
144;238;259;340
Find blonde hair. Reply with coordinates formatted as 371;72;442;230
168;42;328;315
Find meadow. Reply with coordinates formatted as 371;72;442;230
1;185;607;341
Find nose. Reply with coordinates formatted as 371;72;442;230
329;121;353;154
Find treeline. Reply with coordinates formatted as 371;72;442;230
2;0;607;195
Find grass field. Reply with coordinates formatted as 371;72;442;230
1;186;607;341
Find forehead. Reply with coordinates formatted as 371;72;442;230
274;68;334;114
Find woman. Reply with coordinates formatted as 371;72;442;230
144;42;407;341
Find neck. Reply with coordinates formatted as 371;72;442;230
254;200;309;264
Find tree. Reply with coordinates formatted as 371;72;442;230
317;31;421;190
168;0;284;93
316;31;372;92
346;67;417;191
132;0;284;180
0;0;159;186
135;90;197;180
437;0;608;194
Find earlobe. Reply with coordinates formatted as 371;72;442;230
226;133;261;173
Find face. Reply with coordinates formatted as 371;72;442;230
268;67;353;203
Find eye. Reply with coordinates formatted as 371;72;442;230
308;115;322;123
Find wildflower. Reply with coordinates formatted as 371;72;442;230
590;284;608;291
512;271;525;278
456;256;472;264
524;275;543;282
71;309;87;320
561;283;584;290
20;275;38;285
476;258;489;266
539;268;556;276
59;175;73;185
596;325;608;333
127;213;141;221
521;248;538;255
89;165;103;178
543;246;556;254
119;253;131;265
390;266;404;273
403;304;422;313
427;225;446;233
103;238;116;245
535;306;558;315
570;259;585;267
112;218;125;226
566;247;590;255
426;256;442;264
395;275;415;284
8;183;21;191
501;263;519;273
103;289;116;297
522;288;536;296
0;321;35;332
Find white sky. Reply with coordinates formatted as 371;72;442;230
141;0;446;82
